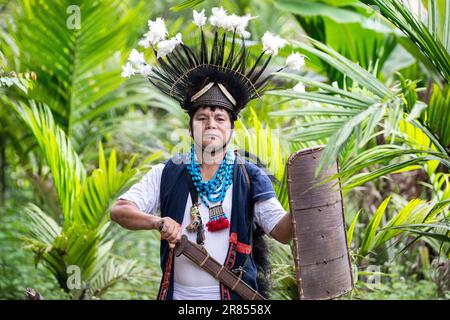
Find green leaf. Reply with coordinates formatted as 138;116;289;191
73;143;139;228
276;0;366;24
9;0;153;150
23;204;62;246
290;38;391;98
360;196;391;256
12;101;85;221
170;0;206;12
347;209;361;248
361;0;450;81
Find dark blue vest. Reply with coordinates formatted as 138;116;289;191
156;153;276;300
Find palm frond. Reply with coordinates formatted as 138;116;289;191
323;114;450;190
12;101;85;221
362;0;450;81
22;203;61;248
266;238;298;300
9;0;155;150
347;209;361;248
358;196;449;257
420;84;450;149
90;255;153;298
233;107;290;209
11;98;148;297
290;37;392;97
170;0;206;12
360;196;391;256
267;38;405;175
73;145;139;229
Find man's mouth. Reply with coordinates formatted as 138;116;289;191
204;133;220;138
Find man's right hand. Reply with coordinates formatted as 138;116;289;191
157;217;182;249
110;200;182;248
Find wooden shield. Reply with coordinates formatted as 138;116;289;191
287;146;353;300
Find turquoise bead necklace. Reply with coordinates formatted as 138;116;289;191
186;143;234;232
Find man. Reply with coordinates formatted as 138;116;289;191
112;8;296;300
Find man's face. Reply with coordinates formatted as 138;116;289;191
191;106;233;152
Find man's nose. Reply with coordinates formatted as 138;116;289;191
205;117;217;129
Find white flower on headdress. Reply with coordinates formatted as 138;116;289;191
174;32;183;44
193;9;206;28
286;52;305;71
128;49;145;67
121;62;136;78
228;13;254;38
293;82;305;92
139;17;168;48
209;7;230;29
138;36;150;49
262;31;287;56
240;30;251;39
156;33;183;59
148;17;168;42
138;64;152;76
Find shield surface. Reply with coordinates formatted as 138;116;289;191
287;146;353;300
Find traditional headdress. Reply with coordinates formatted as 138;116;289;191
122;7;305;121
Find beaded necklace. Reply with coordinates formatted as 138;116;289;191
186;143;234;232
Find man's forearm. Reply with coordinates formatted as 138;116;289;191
110;202;160;231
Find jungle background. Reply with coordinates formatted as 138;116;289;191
0;0;449;300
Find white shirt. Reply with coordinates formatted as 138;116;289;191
118;163;286;300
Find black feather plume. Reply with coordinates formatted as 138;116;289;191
147;27;274;119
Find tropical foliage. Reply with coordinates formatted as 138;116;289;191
1;0;448;299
